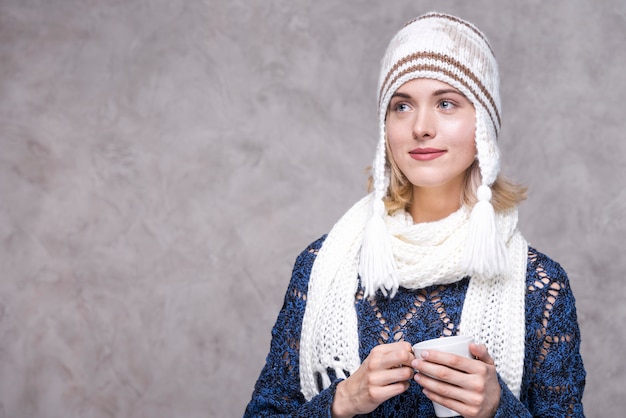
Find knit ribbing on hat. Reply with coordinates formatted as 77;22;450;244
360;12;507;296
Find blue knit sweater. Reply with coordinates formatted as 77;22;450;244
245;236;586;417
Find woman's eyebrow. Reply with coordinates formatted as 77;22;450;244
391;89;467;99
390;92;412;99
433;88;466;97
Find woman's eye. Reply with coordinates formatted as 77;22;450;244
439;100;455;110
394;103;411;112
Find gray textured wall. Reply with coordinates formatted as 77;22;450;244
1;0;624;417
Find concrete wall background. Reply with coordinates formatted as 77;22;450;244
1;0;624;416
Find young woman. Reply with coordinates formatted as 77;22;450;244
245;12;585;417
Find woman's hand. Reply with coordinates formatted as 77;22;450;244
412;343;501;418
331;341;415;418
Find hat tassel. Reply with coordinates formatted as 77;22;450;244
462;185;509;277
358;199;399;298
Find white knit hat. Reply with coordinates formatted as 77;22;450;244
359;12;507;297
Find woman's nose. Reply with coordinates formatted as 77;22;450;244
412;109;436;140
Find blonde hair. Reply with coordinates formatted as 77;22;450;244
369;139;527;215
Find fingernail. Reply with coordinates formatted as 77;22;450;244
420;350;429;359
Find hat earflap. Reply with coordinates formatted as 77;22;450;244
358;125;399;298
462;110;509;277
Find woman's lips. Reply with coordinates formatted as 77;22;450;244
408;147;447;161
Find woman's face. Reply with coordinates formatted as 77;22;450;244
386;78;476;196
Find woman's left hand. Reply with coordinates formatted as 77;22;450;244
411;343;500;418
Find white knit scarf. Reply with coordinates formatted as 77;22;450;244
299;194;528;400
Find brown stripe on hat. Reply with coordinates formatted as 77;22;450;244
380;62;499;134
403;12;495;56
378;53;501;130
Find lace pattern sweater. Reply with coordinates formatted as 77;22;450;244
244;236;586;417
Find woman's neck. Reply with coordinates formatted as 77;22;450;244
409;185;462;224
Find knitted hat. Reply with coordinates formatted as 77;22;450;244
359;12;507;297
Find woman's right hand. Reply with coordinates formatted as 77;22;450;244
331;341;415;418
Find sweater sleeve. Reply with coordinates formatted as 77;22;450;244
244;237;338;417
494;248;586;417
